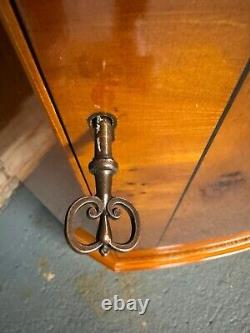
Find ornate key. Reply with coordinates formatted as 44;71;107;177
65;113;140;256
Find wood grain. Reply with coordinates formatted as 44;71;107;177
14;0;250;247
160;66;250;246
2;0;250;270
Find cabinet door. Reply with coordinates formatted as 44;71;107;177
13;0;250;249
160;70;250;246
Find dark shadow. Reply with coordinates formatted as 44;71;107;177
0;20;32;130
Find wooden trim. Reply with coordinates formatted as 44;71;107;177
0;0;90;195
113;231;250;271
75;229;250;272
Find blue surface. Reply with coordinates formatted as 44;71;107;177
0;186;249;333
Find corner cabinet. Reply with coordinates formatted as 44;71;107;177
1;0;249;271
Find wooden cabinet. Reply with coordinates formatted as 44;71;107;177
1;0;249;270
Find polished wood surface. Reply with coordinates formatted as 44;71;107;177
160;69;250;246
14;0;250;247
75;228;250;271
114;231;250;271
1;0;250;270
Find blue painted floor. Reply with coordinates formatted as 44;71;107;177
0;186;249;333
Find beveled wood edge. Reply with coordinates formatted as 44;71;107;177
0;0;90;195
75;228;250;272
114;231;250;271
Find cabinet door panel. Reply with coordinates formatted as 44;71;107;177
15;0;250;247
160;70;250;246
